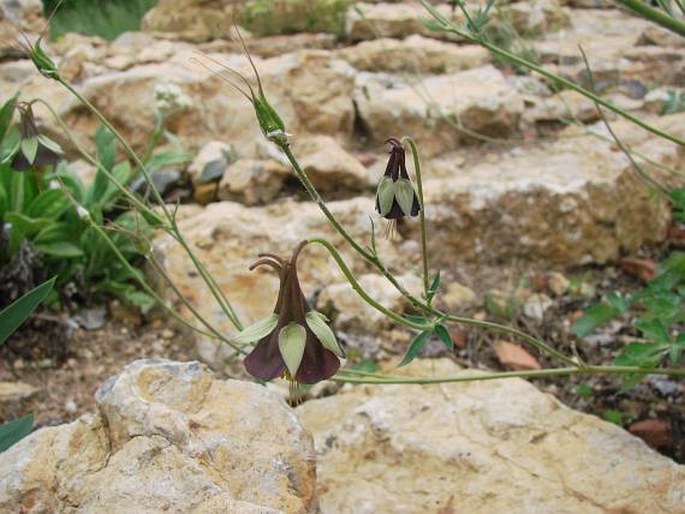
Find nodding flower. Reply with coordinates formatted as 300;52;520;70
8;102;63;171
375;138;420;220
233;242;344;386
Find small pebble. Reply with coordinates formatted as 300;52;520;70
161;329;175;340
12;359;24;372
64;399;78;414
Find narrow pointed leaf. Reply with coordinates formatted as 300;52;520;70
278;323;307;377
428;271;441;301
232;313;278;345
306;311;344;358
0;277;55;346
434;324;454;351
0;413;33;453
394;179;417;216
20;138;38;165
398;331;431;367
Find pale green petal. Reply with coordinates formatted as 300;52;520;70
231;313;278;345
278;323;306;377
394;179;417;216
21;137;38;164
37;135;63;155
306;311;344;358
376;175;395;216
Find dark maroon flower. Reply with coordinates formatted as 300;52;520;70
8;102;62;171
375;137;420;220
234;244;344;385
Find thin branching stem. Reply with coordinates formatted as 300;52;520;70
401;136;431;303
334;364;685;384
419;0;685;147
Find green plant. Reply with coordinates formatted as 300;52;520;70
0;95;187;311
43;0;159;41
240;0;350;37
0;277;54;453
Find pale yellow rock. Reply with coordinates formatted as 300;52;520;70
317;273;422;332
298;359;685;513
295;135;368;193
0;360;316;513
338;35;490;74
355;65;524;156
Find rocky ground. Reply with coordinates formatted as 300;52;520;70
0;0;684;511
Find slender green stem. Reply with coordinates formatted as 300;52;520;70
56;79;243;330
34;99;165;226
578;47;670;197
401;137;431;303
334;364;685;384
419;0;685;147
615;0;685;36
305;237;435;331
280;142;577;365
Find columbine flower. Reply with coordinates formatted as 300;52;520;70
233;244;344;385
8;102;63;171
375;137;420;220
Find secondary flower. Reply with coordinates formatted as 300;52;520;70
8;102;63;171
234;245;344;385
375;137;420;220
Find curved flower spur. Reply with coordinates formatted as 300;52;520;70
232;243;345;394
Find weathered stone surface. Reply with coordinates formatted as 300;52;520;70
414;115;680;265
503;0;571;35
142;0;240;42
522;89;601;127
58;49;354;156
638;24;685;48
298;359;685;513
0;359;316;513
317;273;421;332
294;135;369;194
0;381;40;421
217;157;290;205
355;65;524;156
345;2;458;42
338;35;490;74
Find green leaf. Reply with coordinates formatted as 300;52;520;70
144;150;192;174
0;413;33;453
121;290;156;314
427;271;441;302
398;331;431;367
613;342;667;368
576;384;593;397
634;319;670;344
0;93;17;142
34;240;84;258
0;277;55;345
571;301;624;338
349;358;380;374
602;409;624;426
403;314;428;324
434;324;454;351
25;188;69;219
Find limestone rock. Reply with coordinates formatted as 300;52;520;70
0;359;316;513
53;49;355;156
355;65;524;157
522;89;601;127
502;0;571;35
294;135;369;194
413;116;679;265
338;35;490;74
439;281;478;311
298;359;685;513
188;140;233;185
638;24;685;48
217;158;290;205
142;0;240;42
345;2;458;41
0;381;40;421
317;273;422;332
